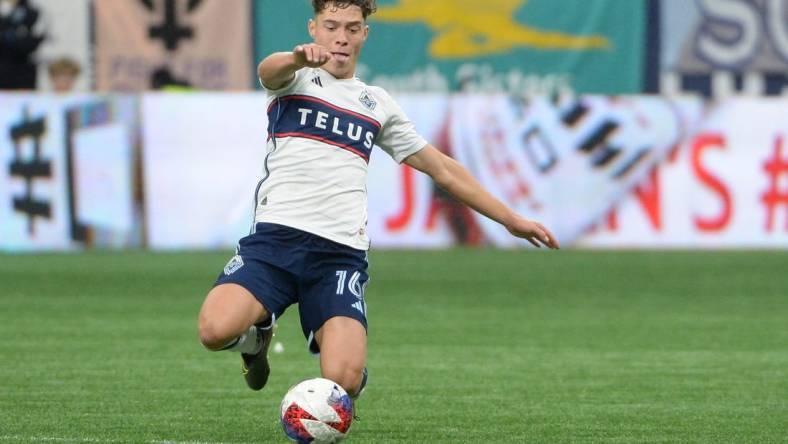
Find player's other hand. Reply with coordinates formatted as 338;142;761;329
506;216;560;249
293;43;333;68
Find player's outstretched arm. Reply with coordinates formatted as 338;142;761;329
404;144;560;249
257;44;334;90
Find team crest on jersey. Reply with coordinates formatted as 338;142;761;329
224;255;244;275
359;89;377;111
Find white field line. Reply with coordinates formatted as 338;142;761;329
0;437;106;443
0;436;245;444
151;441;246;444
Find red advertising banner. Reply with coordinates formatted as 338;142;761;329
580;99;788;248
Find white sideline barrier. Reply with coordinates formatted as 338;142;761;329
579;99;788;248
3;93;788;250
0;94;138;251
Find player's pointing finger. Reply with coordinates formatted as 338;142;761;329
539;225;559;249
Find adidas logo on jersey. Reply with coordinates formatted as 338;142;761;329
311;76;323;87
351;301;365;315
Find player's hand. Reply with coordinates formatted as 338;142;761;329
505;216;560;249
293;43;333;68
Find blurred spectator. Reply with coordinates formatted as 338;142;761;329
150;66;192;91
0;0;45;90
47;56;80;93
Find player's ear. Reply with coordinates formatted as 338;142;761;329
308;18;316;40
362;24;369;41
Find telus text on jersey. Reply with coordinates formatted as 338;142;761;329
296;108;375;149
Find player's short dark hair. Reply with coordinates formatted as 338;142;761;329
312;0;377;20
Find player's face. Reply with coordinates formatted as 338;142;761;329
309;4;369;79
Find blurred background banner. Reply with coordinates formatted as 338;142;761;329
367;95;702;247
448;95;701;246
3;0;788;251
6;93;788;250
366;96;454;248
581;98;788;248
141;94;451;250
93;0;253;91
141;93;267;249
0;94;140;251
660;0;788;97
255;0;646;94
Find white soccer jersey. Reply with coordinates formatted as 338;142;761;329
255;67;427;250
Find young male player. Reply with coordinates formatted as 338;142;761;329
197;0;559;399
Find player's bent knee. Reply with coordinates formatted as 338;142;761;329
198;284;268;351
323;364;364;395
198;316;234;350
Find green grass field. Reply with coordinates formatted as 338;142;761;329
0;250;786;443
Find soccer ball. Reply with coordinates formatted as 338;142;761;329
280;378;354;443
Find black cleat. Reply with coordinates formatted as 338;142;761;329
241;325;273;391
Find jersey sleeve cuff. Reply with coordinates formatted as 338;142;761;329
392;140;428;164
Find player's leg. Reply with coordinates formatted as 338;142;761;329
297;230;370;397
199;239;299;391
198;283;268;351
315;316;368;397
198;282;275;391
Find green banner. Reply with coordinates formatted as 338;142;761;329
254;0;644;94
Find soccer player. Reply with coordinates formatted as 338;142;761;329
197;0;559;400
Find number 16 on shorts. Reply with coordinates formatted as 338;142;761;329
336;270;367;315
335;270;367;297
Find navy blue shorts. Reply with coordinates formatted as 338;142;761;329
214;223;369;354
